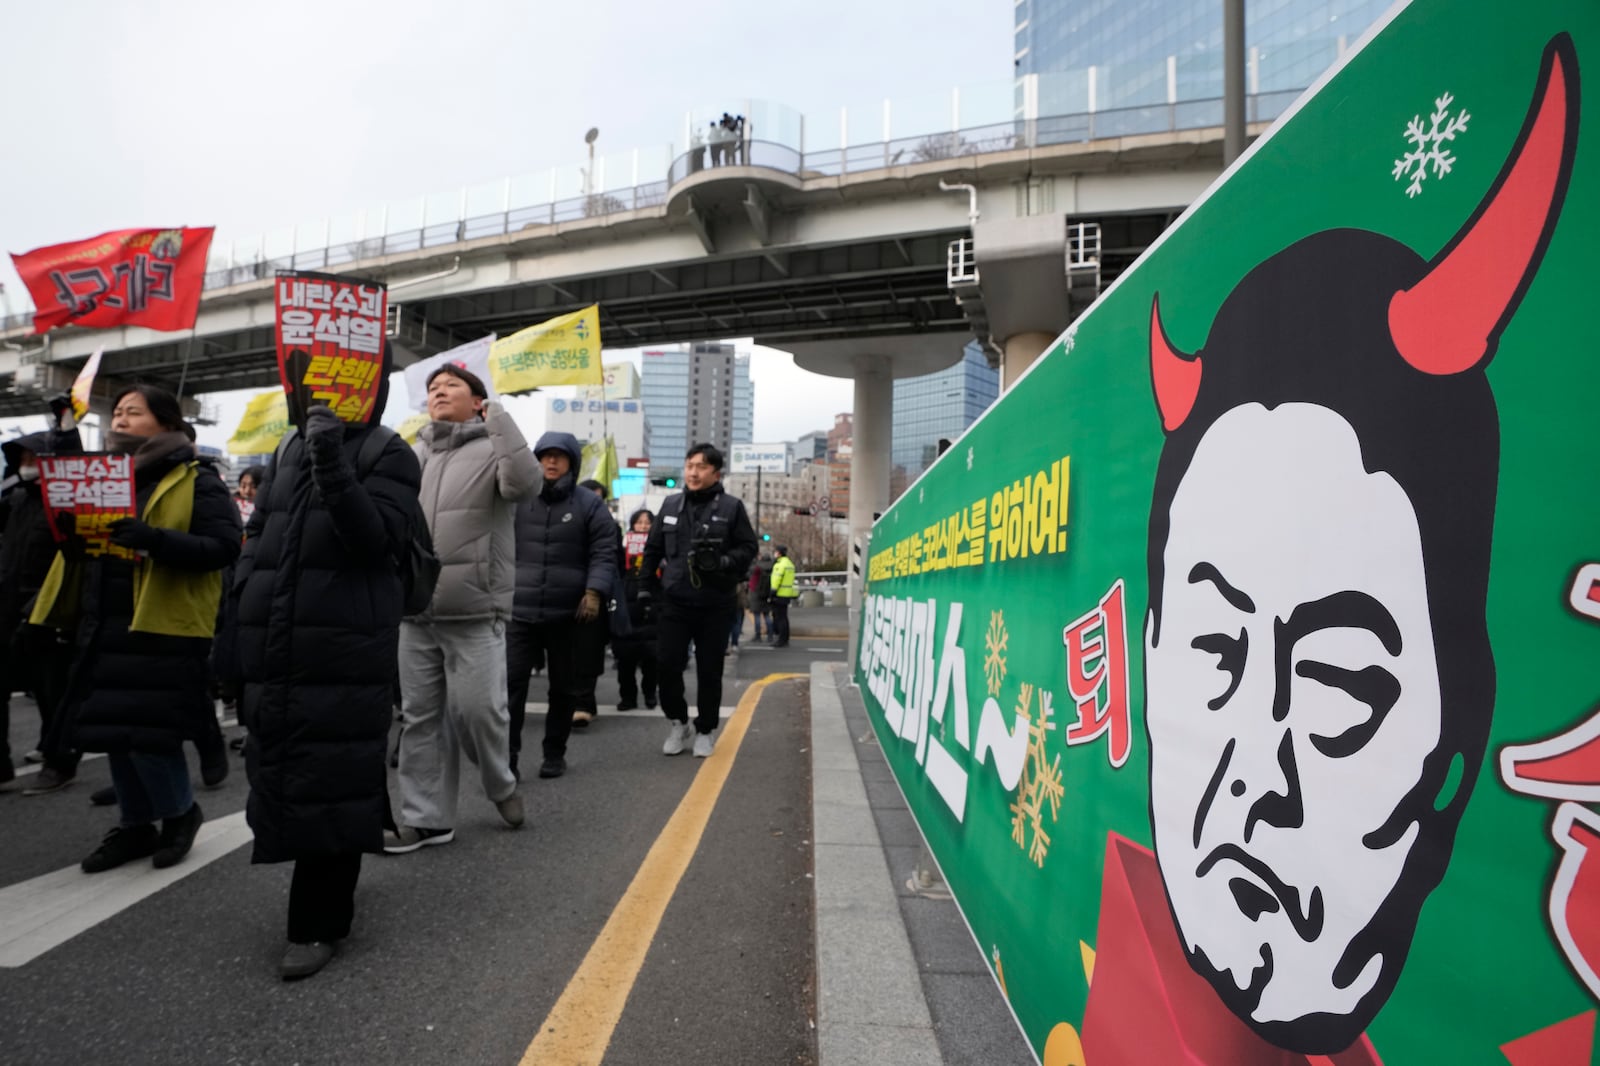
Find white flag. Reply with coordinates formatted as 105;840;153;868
404;334;498;412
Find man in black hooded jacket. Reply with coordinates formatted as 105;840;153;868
505;431;616;780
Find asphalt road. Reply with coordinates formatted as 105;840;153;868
1;621;848;1066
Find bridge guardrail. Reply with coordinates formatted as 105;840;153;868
0;89;1306;335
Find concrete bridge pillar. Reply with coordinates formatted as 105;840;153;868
848;355;892;558
963;214;1091;392
787;334;970;624
1000;330;1056;390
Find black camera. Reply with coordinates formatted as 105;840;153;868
690;532;724;573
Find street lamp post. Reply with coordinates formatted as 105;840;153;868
583;127;600;198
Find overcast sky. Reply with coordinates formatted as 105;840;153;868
0;0;1012;452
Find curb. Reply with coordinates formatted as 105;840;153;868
810;661;943;1064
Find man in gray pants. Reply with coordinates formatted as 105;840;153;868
385;365;538;853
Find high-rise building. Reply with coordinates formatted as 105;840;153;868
1014;0;1387;117
640;343;753;473
891;341;999;497
793;429;828;463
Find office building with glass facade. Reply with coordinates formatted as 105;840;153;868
890;342;999;497
640;343;753;474
1015;0;1388;118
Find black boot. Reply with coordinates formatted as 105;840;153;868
81;824;160;873
153;802;203;868
198;739;229;788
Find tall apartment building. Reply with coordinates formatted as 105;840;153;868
891;341;999;497
640;343;753;474
1014;0;1386;117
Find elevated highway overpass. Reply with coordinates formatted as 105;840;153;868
0;93;1288;555
0;101;1286;413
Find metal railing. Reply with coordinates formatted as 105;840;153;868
1068;221;1101;270
947;237;978;288
0;88;1304;335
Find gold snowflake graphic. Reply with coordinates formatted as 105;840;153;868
1009;683;1064;868
983;610;1009;697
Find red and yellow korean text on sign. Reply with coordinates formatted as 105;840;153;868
38;453;137;560
274;271;388;424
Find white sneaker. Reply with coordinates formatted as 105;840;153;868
662;721;694;756
693;731;716;758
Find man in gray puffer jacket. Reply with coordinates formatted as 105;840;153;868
506;431;616;780
386;364;539;854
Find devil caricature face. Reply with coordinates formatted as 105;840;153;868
1141;36;1579;1056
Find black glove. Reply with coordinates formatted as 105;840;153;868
46;391;74;429
304;404;345;465
109;517;163;553
636;589;654;624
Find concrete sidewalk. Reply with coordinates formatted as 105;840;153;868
809;661;1035;1065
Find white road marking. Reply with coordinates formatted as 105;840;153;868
0;810;253;968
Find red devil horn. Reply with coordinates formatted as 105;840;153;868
1150;294;1202;431
1389;34;1579;376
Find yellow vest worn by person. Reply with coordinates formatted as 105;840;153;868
30;461;223;638
771;555;798;599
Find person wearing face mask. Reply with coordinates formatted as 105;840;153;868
0;394;81;793
386;364;538;853
29;385;241;871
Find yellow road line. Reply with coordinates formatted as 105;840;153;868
520;672;807;1066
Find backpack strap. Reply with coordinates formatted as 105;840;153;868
273;427;299;472
355;425;399;480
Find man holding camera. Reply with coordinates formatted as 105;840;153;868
639;443;758;758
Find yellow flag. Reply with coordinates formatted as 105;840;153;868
70;347;103;421
227;390;290;455
396;412;429;444
579;435;619;491
488;305;603;394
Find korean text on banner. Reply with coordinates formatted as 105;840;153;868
69;348;103;422
226;390;291;455
274;271;388;424
488;305;603;394
38;453;137;560
10;227;215;335
404;334;498;411
849;8;1600;1065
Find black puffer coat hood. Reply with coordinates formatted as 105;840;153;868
532;430;582;470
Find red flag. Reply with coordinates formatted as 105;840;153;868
10;227;215;334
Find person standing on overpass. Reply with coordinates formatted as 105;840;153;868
768;544;798;648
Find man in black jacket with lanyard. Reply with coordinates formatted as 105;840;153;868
639;443;758;758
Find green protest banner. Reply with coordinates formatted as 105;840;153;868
855;2;1599;1063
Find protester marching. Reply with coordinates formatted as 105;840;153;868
0;254;794;986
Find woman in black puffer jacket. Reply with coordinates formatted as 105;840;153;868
234;364;422;981
30;385;240;873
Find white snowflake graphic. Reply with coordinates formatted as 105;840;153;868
967;446;975;471
1393;92;1470;198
